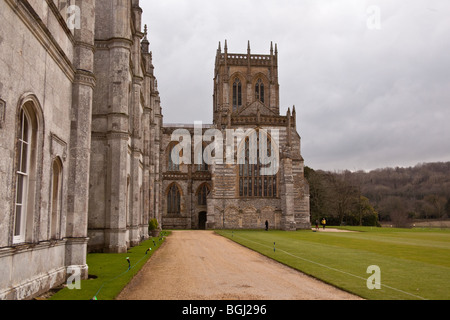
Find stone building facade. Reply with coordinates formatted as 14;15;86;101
0;0;309;300
87;0;163;254
161;41;310;231
0;0;161;300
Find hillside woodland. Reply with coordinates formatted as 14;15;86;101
305;162;450;227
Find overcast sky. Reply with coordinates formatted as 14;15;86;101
140;0;450;172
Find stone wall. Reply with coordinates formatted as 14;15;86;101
160;122;310;231
209;198;282;230
0;0;93;299
0;0;311;300
88;0;162;253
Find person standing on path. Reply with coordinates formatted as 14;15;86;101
321;218;327;230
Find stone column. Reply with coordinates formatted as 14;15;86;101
206;160;217;229
65;0;96;279
206;197;216;230
129;76;143;247
280;155;296;231
154;108;162;224
142;105;151;240
104;130;129;253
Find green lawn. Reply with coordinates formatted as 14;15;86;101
49;233;169;300
216;227;450;300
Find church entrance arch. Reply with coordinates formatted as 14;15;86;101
199;212;207;230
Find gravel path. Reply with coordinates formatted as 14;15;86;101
117;230;362;300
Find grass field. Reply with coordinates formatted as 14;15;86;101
48;234;168;300
216;227;450;300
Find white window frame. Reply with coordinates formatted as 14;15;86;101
13;110;31;244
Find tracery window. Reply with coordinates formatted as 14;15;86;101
255;79;264;103
167;184;181;214
232;78;242;111
197;184;210;206
239;131;277;198
168;144;180;171
196;144;209;172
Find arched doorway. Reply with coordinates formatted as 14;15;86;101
198;212;207;230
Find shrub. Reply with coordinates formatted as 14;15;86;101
148;218;159;231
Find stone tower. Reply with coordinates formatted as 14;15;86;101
206;41;310;231
213;40;280;125
161;41;310;231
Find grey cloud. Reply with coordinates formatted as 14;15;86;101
141;0;450;171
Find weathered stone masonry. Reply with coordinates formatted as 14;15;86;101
0;0;309;300
0;0;162;300
161;41;310;231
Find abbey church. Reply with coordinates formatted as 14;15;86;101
0;0;309;300
161;41;310;231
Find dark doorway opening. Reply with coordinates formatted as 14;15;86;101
199;212;207;230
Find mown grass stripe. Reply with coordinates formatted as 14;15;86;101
221;231;428;300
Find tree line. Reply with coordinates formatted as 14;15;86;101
305;162;450;227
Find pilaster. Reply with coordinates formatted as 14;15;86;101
280;156;296;231
65;0;96;278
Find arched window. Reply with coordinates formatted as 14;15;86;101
238;130;277;198
195;143;209;172
126;176;130;226
14;105;39;243
50;158;63;239
255;79;264;103
197;184;210;206
167;184;181;214
232;77;242;111
168;144;180;171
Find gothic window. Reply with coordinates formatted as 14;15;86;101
196;144;209;172
238;131;277;198
255;79;265;104
232;78;242;111
197;184;210;206
168;144;180;171
126;176;130;226
14;106;38;243
167;184;181;214
50;158;63;239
